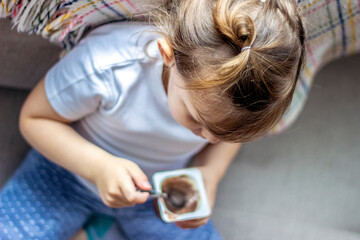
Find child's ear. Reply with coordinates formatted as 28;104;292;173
157;38;174;67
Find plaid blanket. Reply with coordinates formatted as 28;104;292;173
0;0;164;50
271;0;360;134
1;0;359;132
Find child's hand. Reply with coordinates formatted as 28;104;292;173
94;156;152;208
175;166;218;229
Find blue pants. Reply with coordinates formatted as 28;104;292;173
0;149;222;240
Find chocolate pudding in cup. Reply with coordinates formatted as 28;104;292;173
152;168;211;223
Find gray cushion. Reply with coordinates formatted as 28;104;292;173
0;19;61;89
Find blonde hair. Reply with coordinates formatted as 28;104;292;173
154;0;305;142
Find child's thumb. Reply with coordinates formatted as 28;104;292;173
125;162;152;190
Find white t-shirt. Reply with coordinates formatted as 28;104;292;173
45;22;208;195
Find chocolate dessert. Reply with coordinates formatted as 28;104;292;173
161;175;200;214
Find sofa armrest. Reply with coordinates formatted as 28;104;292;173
0;19;61;90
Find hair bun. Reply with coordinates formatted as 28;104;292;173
213;0;256;51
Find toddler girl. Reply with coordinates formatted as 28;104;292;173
0;0;305;239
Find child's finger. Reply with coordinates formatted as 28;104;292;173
175;218;209;229
101;189;135;208
121;188;149;204
124;162;152;190
120;173;150;204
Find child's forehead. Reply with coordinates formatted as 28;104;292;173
188;88;232;123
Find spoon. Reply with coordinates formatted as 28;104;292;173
140;189;168;198
166;189;187;209
140;189;187;209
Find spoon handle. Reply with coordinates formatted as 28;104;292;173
139;189;167;198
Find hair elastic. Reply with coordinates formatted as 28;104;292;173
240;46;251;52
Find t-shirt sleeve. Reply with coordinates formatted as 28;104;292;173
45;39;114;121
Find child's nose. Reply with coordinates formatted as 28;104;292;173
202;130;219;144
207;136;219;144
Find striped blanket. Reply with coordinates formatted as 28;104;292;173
0;0;164;49
1;0;359;131
271;0;360;133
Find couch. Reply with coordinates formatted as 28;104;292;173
1;18;360;240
